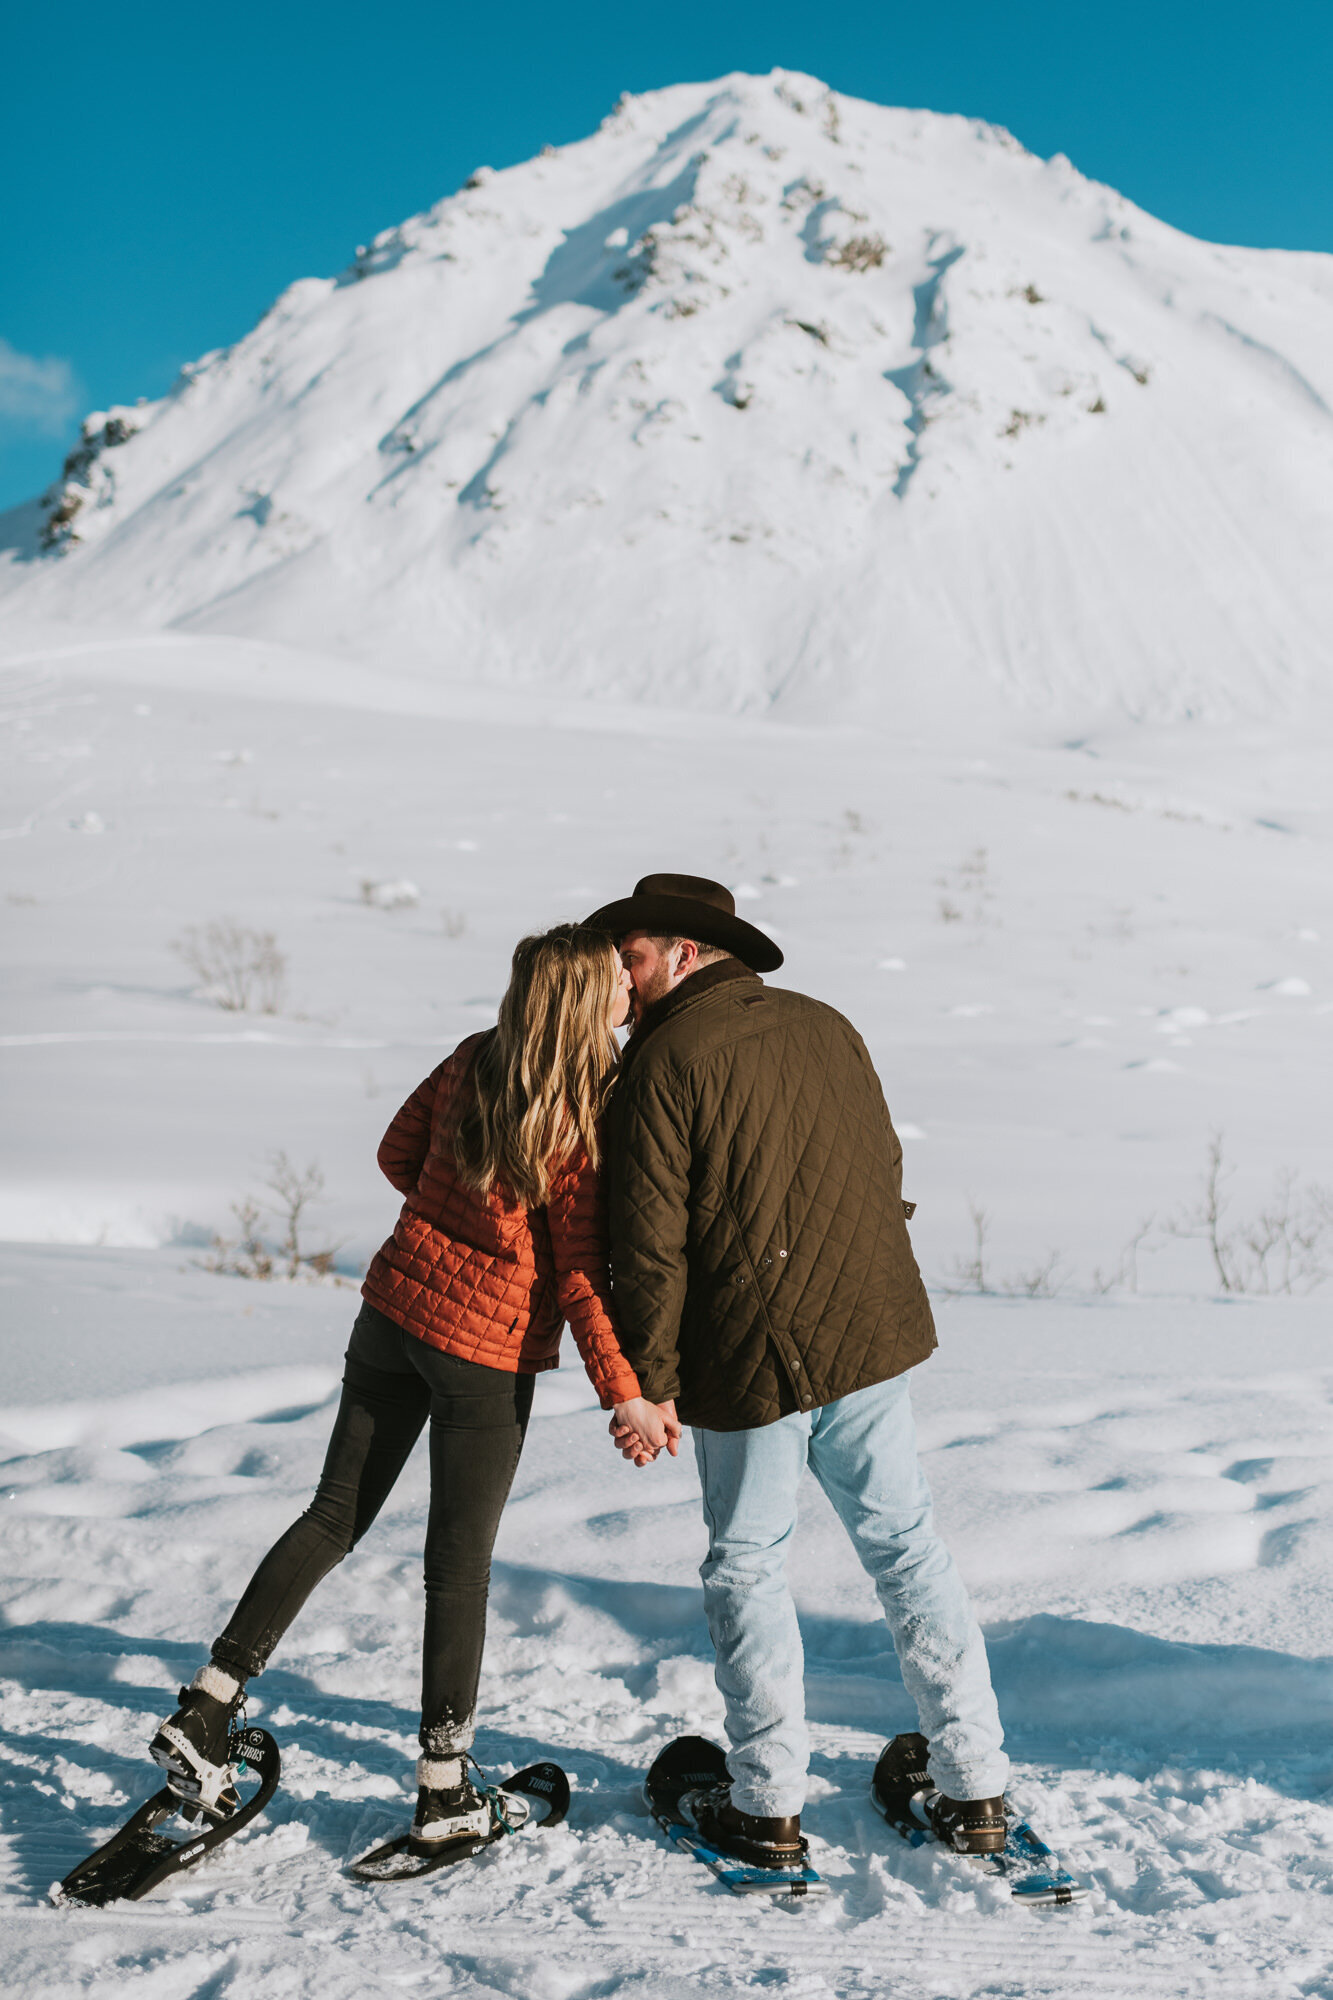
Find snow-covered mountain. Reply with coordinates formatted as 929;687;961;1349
3;70;1333;720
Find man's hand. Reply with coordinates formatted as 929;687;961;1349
609;1397;681;1468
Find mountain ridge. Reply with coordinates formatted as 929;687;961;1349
4;70;1331;724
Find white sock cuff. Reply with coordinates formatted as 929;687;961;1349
192;1662;242;1703
417;1754;465;1789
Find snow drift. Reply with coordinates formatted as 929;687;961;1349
3;70;1332;722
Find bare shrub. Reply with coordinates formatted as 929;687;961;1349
200;1197;274;1280
943;1201;992;1295
940;1200;1068;1300
265;1153;339;1278
1166;1134;1238;1291
1240;1171;1333;1295
174;918;286;1013
199;1151;345;1283
937;1142;1330;1305
1165;1134;1333;1295
1091;1215;1156;1295
1000;1251;1068;1299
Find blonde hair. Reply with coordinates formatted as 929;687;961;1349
454;923;623;1209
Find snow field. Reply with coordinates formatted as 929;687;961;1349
2;623;1329;1283
0;624;1331;1994
5;1256;1333;1996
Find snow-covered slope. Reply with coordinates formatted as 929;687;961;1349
4;71;1332;721
1;600;1331;1994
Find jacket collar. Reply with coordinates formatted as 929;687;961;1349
620;958;759;1079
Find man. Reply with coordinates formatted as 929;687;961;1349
586;872;1008;1870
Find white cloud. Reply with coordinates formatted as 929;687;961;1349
0;338;80;432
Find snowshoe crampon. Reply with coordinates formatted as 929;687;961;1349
348;1760;570;1883
871;1732;1087;1908
52;1726;281;1908
645;1735;825;1900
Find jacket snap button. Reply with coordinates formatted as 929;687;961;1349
778;1249;788;1258
800;1391;814;1407
760;1256;772;1269
734;1273;748;1286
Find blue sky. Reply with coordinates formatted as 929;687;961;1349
3;0;1330;511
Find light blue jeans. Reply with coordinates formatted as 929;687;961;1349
692;1373;1008;1817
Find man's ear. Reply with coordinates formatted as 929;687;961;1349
673;939;700;978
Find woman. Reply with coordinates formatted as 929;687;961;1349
149;924;675;1850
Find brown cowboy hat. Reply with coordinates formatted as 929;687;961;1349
585;873;784;973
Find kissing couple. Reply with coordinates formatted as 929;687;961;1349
148;874;1008;1869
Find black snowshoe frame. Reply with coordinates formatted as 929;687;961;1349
53;1726;281;1908
348;1760;570;1883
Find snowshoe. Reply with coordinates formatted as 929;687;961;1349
871;1732;1087;1907
53;1726;280;1907
349;1760;570;1883
645;1735;825;1899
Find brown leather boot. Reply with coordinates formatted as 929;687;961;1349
923;1791;1008;1855
683;1784;806;1869
872;1735;1008;1856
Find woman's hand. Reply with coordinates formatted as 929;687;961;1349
609;1397;681;1467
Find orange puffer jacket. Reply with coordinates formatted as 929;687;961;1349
361;1034;640;1410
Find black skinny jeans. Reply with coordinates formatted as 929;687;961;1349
212;1302;534;1752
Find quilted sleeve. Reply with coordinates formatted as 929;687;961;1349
546;1155;642;1409
605;1069;692;1407
377;1064;445;1194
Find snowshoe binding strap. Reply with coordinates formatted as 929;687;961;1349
923;1791;1008;1856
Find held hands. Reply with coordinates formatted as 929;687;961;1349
609;1397;681;1469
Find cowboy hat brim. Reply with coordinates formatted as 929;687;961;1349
584;892;784;973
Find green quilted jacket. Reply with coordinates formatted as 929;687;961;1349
603;961;936;1431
